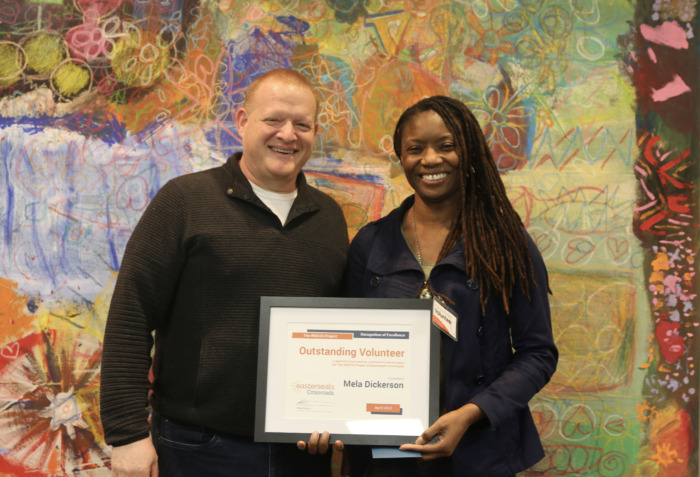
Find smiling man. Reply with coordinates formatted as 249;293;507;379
237;71;318;193
100;69;349;477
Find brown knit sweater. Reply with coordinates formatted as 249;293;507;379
100;153;348;446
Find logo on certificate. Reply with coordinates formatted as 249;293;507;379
291;379;335;395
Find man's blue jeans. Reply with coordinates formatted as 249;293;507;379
151;411;331;476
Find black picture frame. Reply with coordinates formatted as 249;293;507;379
254;296;440;446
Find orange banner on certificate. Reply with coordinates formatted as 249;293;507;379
291;332;353;339
366;403;402;414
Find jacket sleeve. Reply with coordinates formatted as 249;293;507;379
468;235;558;427
99;180;189;446
346;225;372;297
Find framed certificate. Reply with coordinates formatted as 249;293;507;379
254;297;440;446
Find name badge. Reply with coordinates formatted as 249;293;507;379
432;297;458;341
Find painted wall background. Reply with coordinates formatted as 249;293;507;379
0;0;697;475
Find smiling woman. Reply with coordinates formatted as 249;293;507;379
398;110;461;211
345;96;558;476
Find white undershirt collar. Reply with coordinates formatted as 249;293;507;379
250;182;297;225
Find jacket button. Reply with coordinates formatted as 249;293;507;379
474;375;485;385
477;326;484;338
467;278;479;290
369;276;380;288
226;188;234;196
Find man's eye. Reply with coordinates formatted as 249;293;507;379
296;123;311;131
264;118;281;124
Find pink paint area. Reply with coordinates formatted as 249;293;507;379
76;0;125;20
648;47;657;63
651;74;692;102
66;24;112;60
640;21;689;49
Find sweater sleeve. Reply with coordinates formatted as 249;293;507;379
100;180;189;446
468;236;558;427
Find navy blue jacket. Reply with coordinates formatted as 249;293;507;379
347;196;557;476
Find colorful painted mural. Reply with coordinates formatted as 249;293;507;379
0;1;696;475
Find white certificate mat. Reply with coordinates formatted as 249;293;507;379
254;297;439;446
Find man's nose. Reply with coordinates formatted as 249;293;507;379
277;121;297;141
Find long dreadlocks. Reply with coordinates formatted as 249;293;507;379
393;95;536;314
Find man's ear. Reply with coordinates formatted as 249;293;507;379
236;108;248;134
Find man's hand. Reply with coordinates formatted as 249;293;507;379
399;403;485;460
111;436;158;476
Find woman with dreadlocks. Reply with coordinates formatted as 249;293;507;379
345;96;558;476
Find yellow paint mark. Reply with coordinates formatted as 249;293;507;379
35;272;116;337
0;42;24;86
53;62;90;98
24;33;65;76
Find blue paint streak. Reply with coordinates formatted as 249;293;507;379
305;169;385;185
204;128;241;158
0;114;127;146
522;97;536;159
275;15;310;38
29;206;58;291
102;198;121;272
108;237;120;271
1;139;14;246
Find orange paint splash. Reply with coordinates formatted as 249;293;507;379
648;404;694;476
0;278;35;345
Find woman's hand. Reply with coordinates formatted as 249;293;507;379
296;431;344;455
399;403;485;460
297;433;348;476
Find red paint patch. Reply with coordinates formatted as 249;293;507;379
655;321;685;363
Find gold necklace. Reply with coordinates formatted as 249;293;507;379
412;206;424;266
412;207;432;299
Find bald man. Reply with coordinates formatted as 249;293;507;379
100;69;348;476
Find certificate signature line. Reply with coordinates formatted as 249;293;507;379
296;400;333;407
